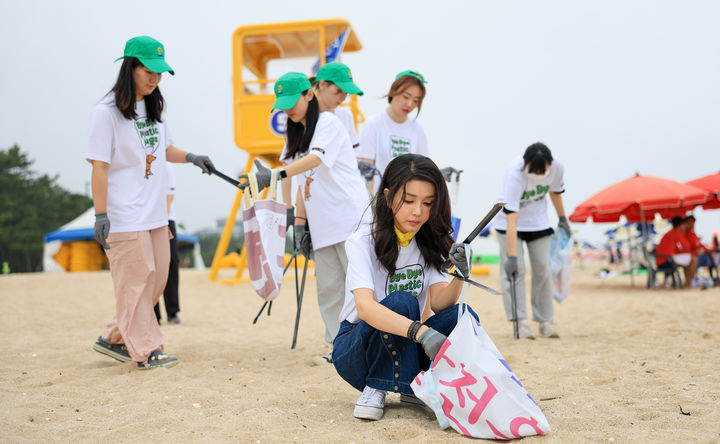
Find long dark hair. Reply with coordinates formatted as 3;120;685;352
372;154;452;275
282;91;319;160
110;57;165;122
522;142;553;174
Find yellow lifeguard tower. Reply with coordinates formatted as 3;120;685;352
209;18;364;284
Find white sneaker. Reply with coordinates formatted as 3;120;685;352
539;322;560;338
517;319;535;339
354;386;386;420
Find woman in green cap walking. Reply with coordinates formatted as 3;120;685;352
357;70;430;182
312;61;364;150
254;71;369;359
86;35;215;370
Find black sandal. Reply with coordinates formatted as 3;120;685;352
93;336;131;362
137;349;179;370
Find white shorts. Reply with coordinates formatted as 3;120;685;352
672;253;691;266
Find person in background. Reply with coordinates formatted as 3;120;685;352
88;36;214;369
494;142;568;339
311;61;363;149
356;70;429;187
154;162;181;324
655;216;696;288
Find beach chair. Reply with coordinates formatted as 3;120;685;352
650;251;683;289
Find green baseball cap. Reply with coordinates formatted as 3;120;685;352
316;62;364;96
114;36;175;76
272;72;312;111
396;69;427;84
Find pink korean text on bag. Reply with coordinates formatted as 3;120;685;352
411;303;551;439
242;171;286;301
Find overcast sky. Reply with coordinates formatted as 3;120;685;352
2;0;719;251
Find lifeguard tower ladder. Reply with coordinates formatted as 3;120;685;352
209;19;364;284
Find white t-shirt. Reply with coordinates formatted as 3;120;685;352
340;223;448;324
493;156;565;232
281;112;370;249
333;106;359;150
356;110;430;175
166;163;176;221
85;93;173;233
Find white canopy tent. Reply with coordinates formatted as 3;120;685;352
43;207;205;272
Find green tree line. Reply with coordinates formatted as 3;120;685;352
0;145;92;272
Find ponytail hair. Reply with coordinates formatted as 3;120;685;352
372;154;452;275
282;92;319;160
522;142;553;174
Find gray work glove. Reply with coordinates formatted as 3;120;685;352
185;152;215;175
357;160;377;181
417;327;447;361
440;166;463;182
286;207;295;228
504;256;518;279
94;212;111;249
448;242;470;278
558;216;571;236
293;224;312;257
253;159;274;193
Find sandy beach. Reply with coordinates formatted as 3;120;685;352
1;265;719;443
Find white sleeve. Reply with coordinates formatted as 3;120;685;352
345;234;376;293
426;264;449;287
356;117;378;160
162;112;174;148
280;141;289;165
550;159;565;193
85;106;114;164
337;107;360;149
308;116;344;168
415;123;430;157
502;164;524;213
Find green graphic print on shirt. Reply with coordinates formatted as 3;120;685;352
135;118;160;179
519;184;550;208
386;264;424;297
390;135;411;158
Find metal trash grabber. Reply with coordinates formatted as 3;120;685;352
442;202;505;295
207;165;248;189
510;271;519;340
252;228;312;349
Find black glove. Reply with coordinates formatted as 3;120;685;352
448;242;470;278
286;207;295;228
185;152;215;175
357;160;377;181
558;216;571;236
94;212;111;249
504;256;518;279
417;327;447;361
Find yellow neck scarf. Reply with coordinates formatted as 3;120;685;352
394;226;418;247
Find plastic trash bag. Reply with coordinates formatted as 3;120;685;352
550;229;573;303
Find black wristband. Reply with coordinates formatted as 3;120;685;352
407;320;422;342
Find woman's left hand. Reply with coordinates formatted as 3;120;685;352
449;242;470;277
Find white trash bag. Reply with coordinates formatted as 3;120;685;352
411;307;551;439
550;229;573;303
241;170;286;301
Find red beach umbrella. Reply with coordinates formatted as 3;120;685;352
686;171;720;209
570;173;709;223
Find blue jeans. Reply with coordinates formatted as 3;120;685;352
332;291;478;395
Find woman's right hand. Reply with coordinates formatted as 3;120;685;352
418;327;448;361
94;213;111;249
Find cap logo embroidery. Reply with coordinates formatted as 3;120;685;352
348;70;352;78
277;84;283;94
157;46;163;57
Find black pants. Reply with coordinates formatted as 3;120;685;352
155;220;179;319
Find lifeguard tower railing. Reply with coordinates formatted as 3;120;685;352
209;19;364;284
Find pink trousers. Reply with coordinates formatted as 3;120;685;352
102;226;170;362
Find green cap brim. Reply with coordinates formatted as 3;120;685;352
334;81;364;96
138;57;175;75
272;93;302;111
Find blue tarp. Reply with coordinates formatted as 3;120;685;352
44;228;199;244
